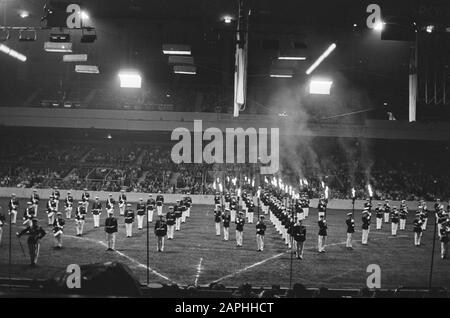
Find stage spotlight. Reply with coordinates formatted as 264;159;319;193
44;42;72;52
270;69;293;78
374;21;385;31
425;25;435;33
162;44;191;55
19;11;30;18
0;44;27;62
223;15;233;24
118;70;142;88
306;43;336;75
309;79;333;95
80;11;90;20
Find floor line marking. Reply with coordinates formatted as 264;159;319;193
66;235;179;285
194;257;203;286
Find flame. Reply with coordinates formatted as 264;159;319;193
219;183;223;193
351;187;356;198
368;184;373;197
213;182;216;190
299;179;303;187
325;186;329;199
304;179;309;186
321;181;325;189
237;188;241;197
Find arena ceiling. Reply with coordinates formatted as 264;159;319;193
0;0;450;120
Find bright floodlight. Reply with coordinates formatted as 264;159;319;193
19;11;29;18
80;11;90;20
374;21;384;31
310;80;333;95
223;15;233;24
426;25;435;33
0;44;27;62
306;43;336;75
118;71;142;88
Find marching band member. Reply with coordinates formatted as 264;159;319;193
0;213;5;245
17;219;46;266
224;192;231;210
413;213;423;247
106;193;115;215
105;209;118;251
30;189;39;217
156;191;164;216
8;193;19;224
383;200;391;223
222;208;231;241
23;201;35;227
185;193;192;218
166;206;176;240
391;207;400;236
317;197;327;220
295;200;304;221
437;208;446;239
155;215;167;252
247;199;255;224
180;198;187;224
136;198;146;230
75;202;86;237
52;187;60;212
230;196;237;223
214;204;222;236
375;203;383;230
286;214;294;249
53;212;65;249
421;201;429;231
174;200;182;231
318;215;327;253
64;191;74;219
399;200;408;230
361;209;371;245
301;195;310;218
81;188;90;212
346;213;355;250
124;203;135;238
292;218;307;259
46;195;57;226
440;219;449;259
214;192;221;206
92;197;102;228
146;194;155;223
235;211;245;247
256;215;266;252
118;190;127;216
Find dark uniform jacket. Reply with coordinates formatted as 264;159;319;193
166;211;176;225
8;198;19;211
82;192;90;202
318;220;327;236
413;219;423;233
155;220;168;236
222;214;231;228
124;209;135;224
174;205;182;218
362;214;371;230
65;196;74;208
106;197;115;209
214;210;222;223
92;201;102;215
18;225;46;244
137;203;146;216
256;221;266;235
391;211;400;223
346;218;355;233
156;195;164;206
292;224;306;242
105;217;118;233
23;206;35;220
236;217;245;232
31;193;40;204
53;218;65;234
375;207;383;218
440;226;449;243
146;198;156;211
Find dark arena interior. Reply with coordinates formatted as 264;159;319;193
0;0;450;301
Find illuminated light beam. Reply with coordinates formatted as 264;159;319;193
0;44;27;62
305;43;337;75
351;187;356;198
368;184;373;197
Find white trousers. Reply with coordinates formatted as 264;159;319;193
414;232;422;246
223;227;229;241
294;241;304;257
0;227;3;245
9;210;17;224
125;223;133;237
304;207;309;217
186;207;191;218
137;215;144;229
247;212;254;224
400;219;406;230
391;222;398;236
167;225;175;239
181;211;187;223
438;224;442;238
54;233;63;247
175;217;181;231
256;234;265;251
157;236;165;251
147;210;154;223
318;211;325;220
65;207;72;219
318;235;326;252
441;242;448;259
346;233;353;248
376;218;382;230
47;214;55;225
362;229;369;244
119;204;125;216
215;222;221;235
384;213;390;223
157;206;163;216
422;218;428;230
236;230;243;246
93;214;100;228
76;220;85;235
106;233;116;249
33;204;38;217
230;210;236;223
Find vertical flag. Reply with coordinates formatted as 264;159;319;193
233;1;248;117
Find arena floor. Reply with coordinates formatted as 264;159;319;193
0;198;449;290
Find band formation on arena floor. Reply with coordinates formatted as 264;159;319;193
1;185;449;267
